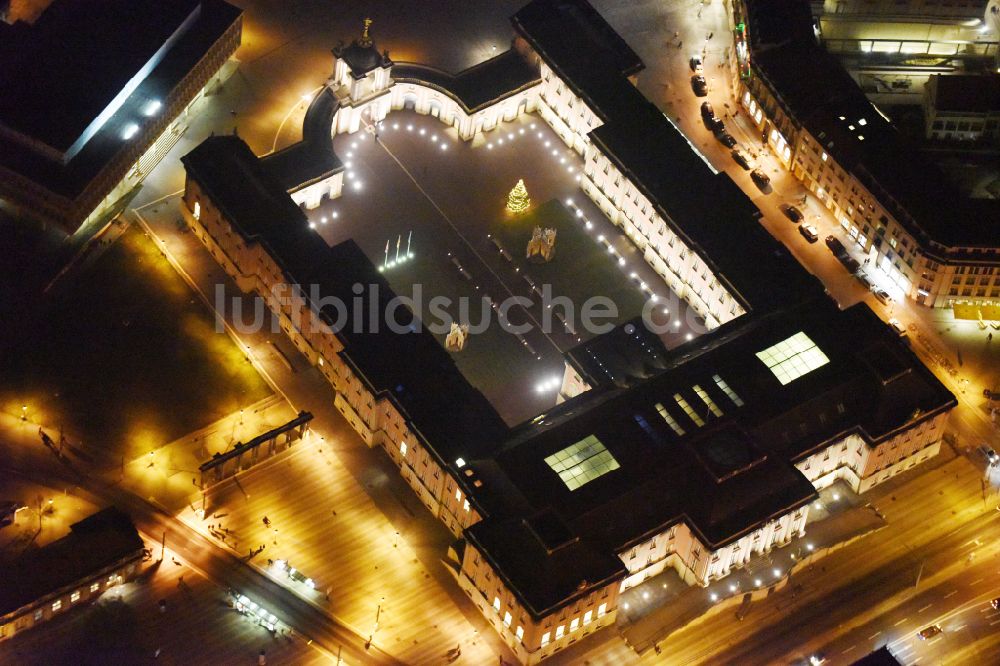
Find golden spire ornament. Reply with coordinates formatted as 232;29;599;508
506;179;531;214
360;18;373;47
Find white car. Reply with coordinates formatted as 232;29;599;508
887;318;906;336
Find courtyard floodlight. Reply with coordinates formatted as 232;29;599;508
346;151;353;158
143;99;162;117
406;124;413;131
576;210;583;217
498;138;504;145
710;592;718;602
487;143;493;149
560;158;566;164
686;333;693;340
431;135;438;142
519;128;524;135
309;222;316;229
121;123;139;140
585;221;592;229
545;140;551;147
419;128;426;136
353;181;363;191
321;216;328;224
773;568;781;578
345;161;352;168
674;321;681;328
332;211;339;218
440;144;448;151
531;123;536;129
551;149;558;156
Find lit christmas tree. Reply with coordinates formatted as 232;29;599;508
506;179;531;214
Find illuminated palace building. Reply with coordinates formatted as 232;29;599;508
181;1;955;663
730;0;1000;310
0;0;242;234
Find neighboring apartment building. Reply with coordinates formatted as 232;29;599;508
815;0;998;106
181;2;956;663
0;0;242;235
0;508;145;642
924;73;1000;142
732;0;1000;310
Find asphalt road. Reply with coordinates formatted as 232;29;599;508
9;465;401;666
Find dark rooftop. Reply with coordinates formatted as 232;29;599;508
260;87;344;192
464;296;954;616
744;0;1000;250
850;646;903;666
0;0;201;155
930;74;1000;114
392;49;541;113
0;0;241;199
564;316;670;390
333;32;392;79
0;508;144;616
513;0;824;315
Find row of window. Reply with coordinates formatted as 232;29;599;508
540;603;607;647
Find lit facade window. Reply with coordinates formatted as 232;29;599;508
756;332;830;385
583;610;593;625
399;441;407;456
555;625;565;639
463;499;470;512
504;611;512;627
570;618;580;632
193;201;201;220
515;625;524;641
493;597;501;612
455;489;462;501
70;591;80;603
541;631;551;647
821;152;828;162
52;600;62;612
597;603;607;617
90;583;100;593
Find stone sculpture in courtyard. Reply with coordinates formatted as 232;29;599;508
445;322;469;352
526;226;557;263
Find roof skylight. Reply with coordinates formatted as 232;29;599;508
755;332;830;385
544;435;620;491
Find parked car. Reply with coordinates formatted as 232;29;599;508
780;204;803;223
873;288;892;305
730;148;753;170
714;130;737;147
750;168;771;190
887;318;906;336
700;101;715;119
917;625;942;640
855;272;874;291
691;75;708;96
839;255;861;273
991;597;1000;610
984;388;1000;401
978;445;1000;465
825;235;846;254
689;55;703;72
703;114;724;131
799;223;819;243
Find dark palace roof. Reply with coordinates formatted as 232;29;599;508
0;0;241;199
465;296;954;616
333;39;392;79
513;0;824;314
744;0;1000;250
392;49;541;113
0;508;144;616
260;87;344;192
